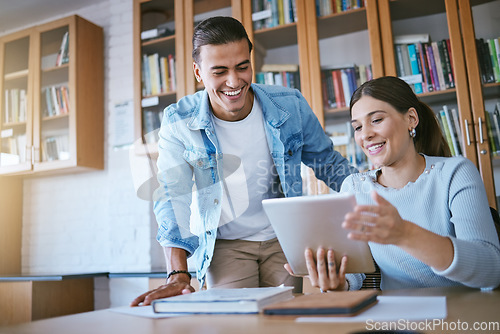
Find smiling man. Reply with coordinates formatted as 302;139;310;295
131;16;356;306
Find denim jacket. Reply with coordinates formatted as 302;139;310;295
154;84;356;285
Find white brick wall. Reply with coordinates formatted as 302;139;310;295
20;0;163;275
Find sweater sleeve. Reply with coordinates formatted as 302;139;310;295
432;158;500;289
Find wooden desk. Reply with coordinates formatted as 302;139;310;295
1;286;499;334
0;273;106;326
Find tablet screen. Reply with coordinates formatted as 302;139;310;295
262;193;375;275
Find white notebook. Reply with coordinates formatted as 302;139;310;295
152;286;294;314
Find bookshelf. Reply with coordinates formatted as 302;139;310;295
0;15;104;176
239;0;383;192
377;0;500;208
132;0;499;205
133;0;181;151
133;0;233;155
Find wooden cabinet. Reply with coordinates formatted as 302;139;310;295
0;15;104;175
377;0;500;208
133;0;182;151
133;0;237;154
0;28;34;174
132;0;499;205
0;176;22;275
0;275;95;326
238;0;383;192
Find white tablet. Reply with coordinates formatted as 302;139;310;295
262;193;375;276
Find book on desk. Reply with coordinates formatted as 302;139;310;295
152;286;294;314
263;290;379;316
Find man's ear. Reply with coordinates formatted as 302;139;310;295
193;62;201;82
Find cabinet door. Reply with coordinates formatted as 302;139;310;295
185;0;233;95
134;0;182;150
378;0;498;206
307;0;382;122
310;1;383;173
33;24;72;171
240;0;306;100
0;30;34;174
240;0;325;195
459;0;500;209
34;16;104;173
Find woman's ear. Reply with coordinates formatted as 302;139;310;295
407;107;419;129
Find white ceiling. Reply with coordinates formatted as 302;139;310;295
0;0;103;34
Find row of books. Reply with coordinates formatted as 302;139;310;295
142;53;176;97
255;64;301;90
437;105;463;157
252;0;297;30
1;133;26;165
321;64;372;109
0;133;71;164
437;103;500;158
477;37;500;84
485;102;500;157
315;0;365;17
251;0;365;30
394;34;454;94
327;102;500;167
329;126;371;172
3;89;27;124
42;134;69;162
42;85;70;118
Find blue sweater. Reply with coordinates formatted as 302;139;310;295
342;155;500;290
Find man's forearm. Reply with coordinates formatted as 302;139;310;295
164;247;189;272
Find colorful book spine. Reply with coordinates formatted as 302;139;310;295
407;44;423;94
427;43;441;91
488;38;500;82
442;105;460;156
439;109;456;156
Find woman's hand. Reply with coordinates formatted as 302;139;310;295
343;191;410;246
306;247;348;292
343;190;454;271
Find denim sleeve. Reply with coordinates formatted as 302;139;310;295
297;92;358;191
154;116;199;256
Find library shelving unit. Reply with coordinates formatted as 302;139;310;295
132;0;499;206
377;0;500;208
239;0;383;192
0;15;104;176
133;0;182;154
133;0;235;156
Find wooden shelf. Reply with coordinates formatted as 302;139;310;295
317;8;368;39
4;69;29;80
254;23;298;49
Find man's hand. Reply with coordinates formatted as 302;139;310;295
130;275;195;306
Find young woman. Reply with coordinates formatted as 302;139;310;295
290;76;500;291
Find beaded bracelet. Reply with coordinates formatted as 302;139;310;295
166;270;192;281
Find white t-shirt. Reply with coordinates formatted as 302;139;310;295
212;98;279;241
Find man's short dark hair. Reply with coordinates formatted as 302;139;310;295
192;16;253;64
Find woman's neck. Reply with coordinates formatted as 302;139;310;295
377;153;426;189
